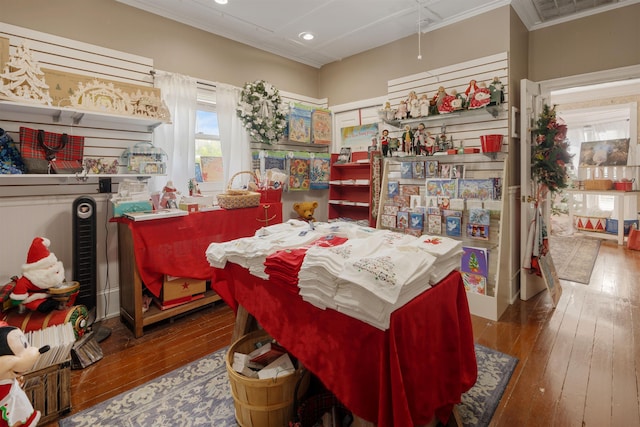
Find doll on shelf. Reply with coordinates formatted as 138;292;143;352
489;77;505;106
401;125;413;154
450;89;465;111
395;100;408;120
468;81;491;110
407;91;420;118
413;123;427;155
380;129;390;157
419;94;430;117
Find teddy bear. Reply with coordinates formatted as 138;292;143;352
293;201;318;222
10;237;65;313
0;322;50;427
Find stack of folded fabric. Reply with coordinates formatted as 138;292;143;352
407;235;464;284
205;220;321;275
263;234;348;294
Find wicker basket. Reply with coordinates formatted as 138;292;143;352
583;179;613;190
225;329;308;427
217;171;261;210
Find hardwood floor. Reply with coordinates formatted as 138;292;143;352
43;239;639;426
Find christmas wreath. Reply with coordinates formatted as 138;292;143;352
236;80;287;145
531;104;573;195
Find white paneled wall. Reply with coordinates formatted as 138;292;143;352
0;22;156;320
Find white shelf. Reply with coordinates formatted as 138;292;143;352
0;100;166;130
381;105;505;128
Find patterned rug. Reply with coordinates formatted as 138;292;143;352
60;344;517;427
549;235;601;284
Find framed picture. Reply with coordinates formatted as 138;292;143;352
539;253;563;307
425;160;439;178
579;138;630;166
452;164;465;179
439;163;452;178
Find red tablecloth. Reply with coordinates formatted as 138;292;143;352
213;263;477;426
112;203;282;297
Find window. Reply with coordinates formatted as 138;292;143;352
195;87;223;193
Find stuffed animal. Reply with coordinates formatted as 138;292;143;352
10;237;64;313
0;323;50;427
293;201;318;222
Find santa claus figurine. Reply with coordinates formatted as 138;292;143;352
10;237;65;313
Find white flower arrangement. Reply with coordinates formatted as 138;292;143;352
237;80;288;145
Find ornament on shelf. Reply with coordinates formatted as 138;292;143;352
130;89;171;122
67;79;131;115
0;42;53;105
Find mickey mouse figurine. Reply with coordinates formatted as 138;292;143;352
0;323;50;427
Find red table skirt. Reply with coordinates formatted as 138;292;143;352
112;204;282;297
212;263;477;426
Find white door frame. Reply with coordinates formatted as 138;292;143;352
519;64;640;300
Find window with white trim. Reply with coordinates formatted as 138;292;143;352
195;84;223;193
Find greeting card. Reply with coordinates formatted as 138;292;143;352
397;211;409;228
445;216;462;237
427;214;442;234
409;212;424;230
461;246;489;277
461;272;487;295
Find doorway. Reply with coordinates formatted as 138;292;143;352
519;70;640;301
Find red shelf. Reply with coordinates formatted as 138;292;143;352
328;152;380;226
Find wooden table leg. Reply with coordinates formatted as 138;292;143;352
231;304;257;343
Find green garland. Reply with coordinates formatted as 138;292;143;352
531;104;573;194
236;80;287;145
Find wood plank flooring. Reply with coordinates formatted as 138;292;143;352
43;239;639;426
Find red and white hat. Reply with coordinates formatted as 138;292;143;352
22;237;56;272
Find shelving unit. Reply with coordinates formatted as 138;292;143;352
328;151;381;227
0;100;166;130
377;152;511;321
0;99;167;196
566;189;639;245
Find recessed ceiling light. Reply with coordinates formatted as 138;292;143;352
299;32;314;41
215;0;228;5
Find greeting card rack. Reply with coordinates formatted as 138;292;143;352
376;153;512;321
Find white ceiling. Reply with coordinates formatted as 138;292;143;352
116;0;640;68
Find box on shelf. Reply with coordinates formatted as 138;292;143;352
23;360;71;425
575;215;607;232
464;148;480;154
162;275;207;303
605;219;639;236
583;179;613;191
119;141;167;174
179;202;198;213
112;200;153;217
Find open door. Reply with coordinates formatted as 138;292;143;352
519;79;548;300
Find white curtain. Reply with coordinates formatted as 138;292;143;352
152;71;198;194
216;82;252;187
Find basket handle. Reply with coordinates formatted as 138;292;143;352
227;170;258;191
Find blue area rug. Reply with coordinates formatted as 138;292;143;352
60;344;517;427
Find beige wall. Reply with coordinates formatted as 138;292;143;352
1;0;319;98
528;3;640;82
318;6;511;106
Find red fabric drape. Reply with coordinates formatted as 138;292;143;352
213;263;477;426
111;204;282;298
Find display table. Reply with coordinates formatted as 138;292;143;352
566;189;638;245
115;203;282;337
212;262;477;427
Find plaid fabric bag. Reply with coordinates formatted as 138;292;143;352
19;126;85;174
